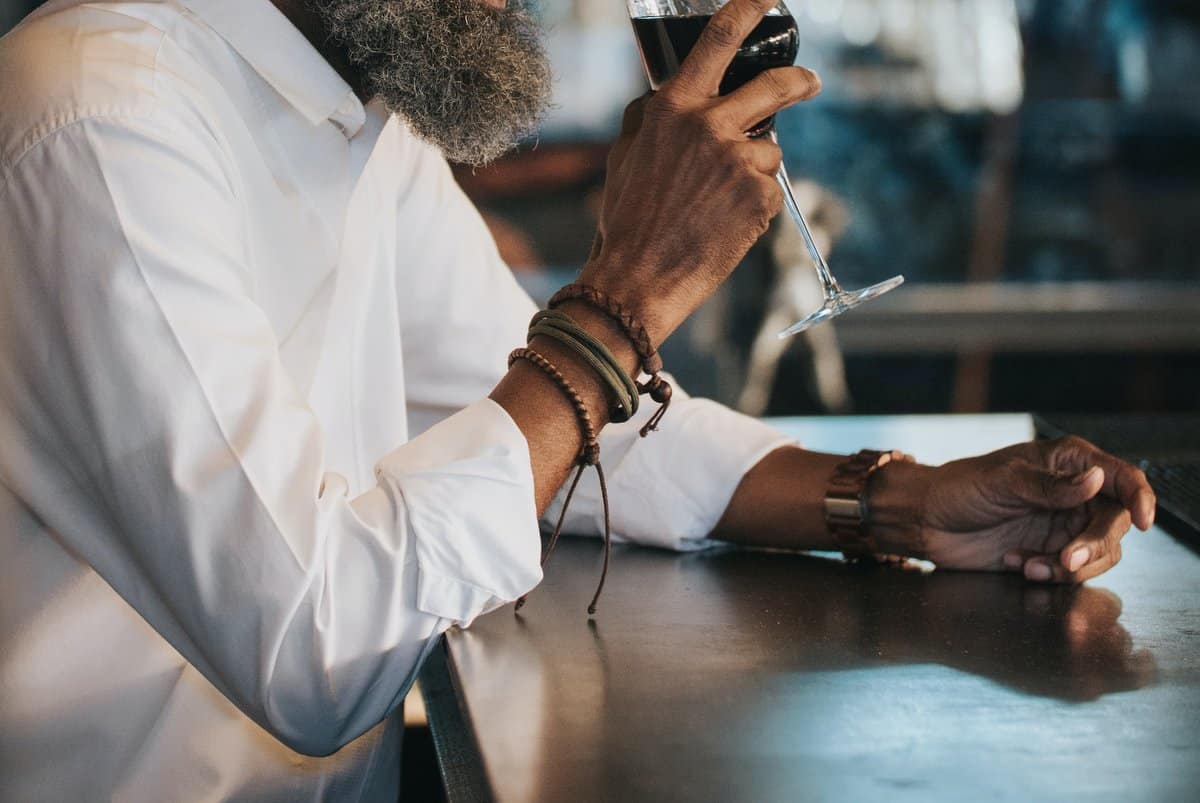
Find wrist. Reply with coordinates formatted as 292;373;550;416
520;334;610;432
576;253;674;348
522;299;642;431
866;460;936;559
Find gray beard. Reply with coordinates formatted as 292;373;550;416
309;0;553;165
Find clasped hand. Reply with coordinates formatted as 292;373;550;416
918;436;1157;583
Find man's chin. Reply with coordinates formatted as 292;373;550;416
313;0;552;165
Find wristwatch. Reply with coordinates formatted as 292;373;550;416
824;449;914;561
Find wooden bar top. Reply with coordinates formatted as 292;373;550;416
421;416;1200;802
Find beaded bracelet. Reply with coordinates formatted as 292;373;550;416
509;347;612;616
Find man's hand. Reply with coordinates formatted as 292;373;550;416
496;0;820;510
578;0;821;346
917;437;1157;583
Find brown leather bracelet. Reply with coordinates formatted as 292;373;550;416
548;283;662;375
548;283;672;436
825;449;915;562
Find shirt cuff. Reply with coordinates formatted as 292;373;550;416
543;398;796;552
374;398;542;626
606;399;794;550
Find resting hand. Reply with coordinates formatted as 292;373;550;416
916;437;1156;583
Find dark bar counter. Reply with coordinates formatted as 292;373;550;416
421;416;1200;803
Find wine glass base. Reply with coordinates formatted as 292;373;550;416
777;275;905;339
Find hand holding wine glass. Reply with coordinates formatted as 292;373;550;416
577;0;822;346
609;0;904;339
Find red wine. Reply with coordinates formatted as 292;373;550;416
632;13;799;132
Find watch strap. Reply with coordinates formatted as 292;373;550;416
825;449;913;561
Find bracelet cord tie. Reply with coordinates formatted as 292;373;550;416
509;347;612;616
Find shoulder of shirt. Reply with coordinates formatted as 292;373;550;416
0;0;217;176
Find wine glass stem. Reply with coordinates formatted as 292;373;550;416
769;131;843;300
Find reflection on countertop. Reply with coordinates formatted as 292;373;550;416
446;526;1197;802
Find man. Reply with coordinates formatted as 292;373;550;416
0;0;1155;800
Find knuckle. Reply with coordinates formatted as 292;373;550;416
781;68;818;102
648;87;683;116
1060;434;1089;451
1037;468;1057;501
703;16;741;49
765;145;783;173
760;69;790;101
734;151;756;174
803;67;823;96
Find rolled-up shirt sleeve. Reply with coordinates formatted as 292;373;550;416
375;399;541;622
0;110;540;757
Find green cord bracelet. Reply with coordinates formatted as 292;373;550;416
528;309;639;423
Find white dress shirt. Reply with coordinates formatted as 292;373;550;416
0;1;792;800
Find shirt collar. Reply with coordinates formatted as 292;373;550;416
178;0;366;138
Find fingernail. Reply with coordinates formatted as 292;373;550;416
1026;563;1053;582
1068;547;1089;572
1072;466;1100;485
1003;552;1023;569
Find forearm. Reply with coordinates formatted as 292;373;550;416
712;445;935;557
490;299;641;514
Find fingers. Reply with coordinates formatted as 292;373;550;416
720;66;821;132
1104;460;1155;531
1044;436;1157;530
674;0;781;94
1003;548;1042;574
1057;501;1130;575
1002;459;1105;512
1014;502;1132;585
752;172;784;222
736;136;784;175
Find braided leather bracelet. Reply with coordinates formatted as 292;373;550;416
509;347;613;615
548;283;673;436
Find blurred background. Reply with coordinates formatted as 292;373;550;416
469;0;1200;417
5;0;1199;416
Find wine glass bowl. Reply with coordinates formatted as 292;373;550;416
626;0;904;336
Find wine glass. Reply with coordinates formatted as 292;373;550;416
626;0;904;337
